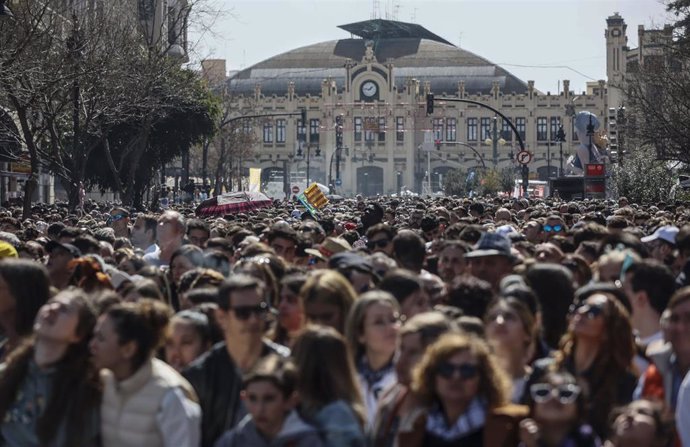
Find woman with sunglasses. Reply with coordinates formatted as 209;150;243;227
532;288;637;439
345;291;401;428
0;288;100;447
90;298;201;446
519;370;600;447
400;332;528;447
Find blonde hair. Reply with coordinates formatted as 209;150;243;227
411;332;511;410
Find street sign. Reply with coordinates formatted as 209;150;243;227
516;150;532;165
421;131;435;151
291;186;300;194
335;179;342;186
585;163;606;177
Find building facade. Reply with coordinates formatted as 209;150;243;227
215;18;611;197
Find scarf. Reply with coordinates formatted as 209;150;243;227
358;356;395;390
425;397;487;440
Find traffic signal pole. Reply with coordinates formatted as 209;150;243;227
427;95;530;197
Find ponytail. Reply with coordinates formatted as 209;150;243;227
107;299;172;371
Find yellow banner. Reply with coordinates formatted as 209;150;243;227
304;183;329;209
249;168;261;192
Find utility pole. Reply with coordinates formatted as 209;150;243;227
492;116;498;168
556;125;566;176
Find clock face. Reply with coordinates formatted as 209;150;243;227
361;81;378;98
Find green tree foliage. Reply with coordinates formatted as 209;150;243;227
0;1;218;211
612;146;675;203
442;168;468;196
624;1;690;165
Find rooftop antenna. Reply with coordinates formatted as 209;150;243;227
411;7;417;22
392;0;400;20
458;32;463;47
372;0;380;19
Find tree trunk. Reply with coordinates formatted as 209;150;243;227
102;136;124;196
22;176;36;219
60;177;80;211
122;122;152;206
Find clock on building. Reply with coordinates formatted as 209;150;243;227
360;81;379;101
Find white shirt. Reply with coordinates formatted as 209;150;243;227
157;388;201;447
676;371;690;446
144;243;159;255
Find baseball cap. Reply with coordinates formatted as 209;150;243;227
46;241;82;258
328;251;378;278
464;232;516;261
641;225;679;245
0;241;18;259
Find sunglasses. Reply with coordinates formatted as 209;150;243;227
530;383;581;404
543;224;563;233
366;239;390;250
569;302;605;319
436;362;479;380
107;214;127;224
230;302;270;320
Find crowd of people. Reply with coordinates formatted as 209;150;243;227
0;193;687;447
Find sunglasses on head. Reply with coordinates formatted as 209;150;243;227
436;362;479;380
230;302;270;320
530;383;580;404
543;224;563;233
366;239;390;249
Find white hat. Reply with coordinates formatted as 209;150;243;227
641;225;679;245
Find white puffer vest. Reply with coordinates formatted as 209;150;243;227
100;358;197;447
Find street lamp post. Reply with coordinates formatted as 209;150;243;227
547;137;551;178
556;125;566;176
484;116;506;169
296;143;320;188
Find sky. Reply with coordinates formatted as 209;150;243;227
190;0;672;93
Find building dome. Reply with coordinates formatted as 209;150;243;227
228;19;528;97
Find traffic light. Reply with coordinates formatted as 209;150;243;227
426;94;434;115
335;115;343;149
300;108;307;126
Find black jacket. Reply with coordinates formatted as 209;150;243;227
182;340;290;447
183;342;244;447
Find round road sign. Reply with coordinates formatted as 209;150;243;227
292;186;300;194
516;150;532;165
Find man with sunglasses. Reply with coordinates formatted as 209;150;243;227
543;215;567;241
107;207;130;238
183;275;288;447
365;223;394;256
